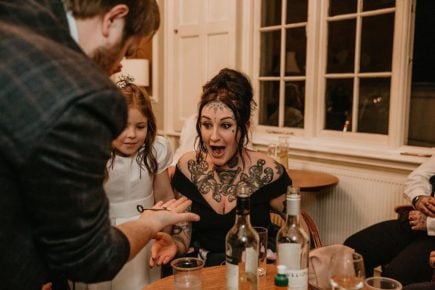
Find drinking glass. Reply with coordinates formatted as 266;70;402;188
328;252;365;290
171;257;204;290
277;136;289;168
267;144;278;161
253;226;268;277
364;277;403;290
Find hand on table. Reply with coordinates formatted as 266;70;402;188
150;232;177;267
408;210;427;231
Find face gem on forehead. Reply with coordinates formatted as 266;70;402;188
205;101;230;113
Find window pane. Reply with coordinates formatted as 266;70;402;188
259;81;280;126
407;0;435;147
358;78;390;134
284;81;305;128
329;0;357;16
363;0;395;12
260;30;281;76
261;0;282;27
286;0;308;24
360;13;394;72
325;79;353;131
285;27;306;76
327;20;356;73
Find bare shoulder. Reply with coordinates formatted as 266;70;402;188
177;151;198;174
242;150;285;183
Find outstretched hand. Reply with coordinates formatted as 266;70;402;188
150;232;178;267
139;197;200;234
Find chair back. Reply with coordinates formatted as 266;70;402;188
270;209;322;249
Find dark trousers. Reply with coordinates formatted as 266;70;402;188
344;218;435;286
403;281;435;290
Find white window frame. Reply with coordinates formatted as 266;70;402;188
249;0;433;162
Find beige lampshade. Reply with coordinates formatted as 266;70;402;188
112;58;149;87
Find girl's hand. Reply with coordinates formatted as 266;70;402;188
149;232;178;267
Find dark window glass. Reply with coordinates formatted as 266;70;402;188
363;0;395;11
262;0;282;27
285;27;306;76
358;78;390;134
408;0;435;147
327;20;356;73
286;0;308;24
329;0;357;16
360;13;394;72
259;81;280;126
325;79;353;131
284;81;305;128
260;30;281;77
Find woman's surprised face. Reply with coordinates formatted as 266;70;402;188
113;107;148;156
200;101;240;167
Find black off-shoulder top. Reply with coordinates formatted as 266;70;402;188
172;165;292;253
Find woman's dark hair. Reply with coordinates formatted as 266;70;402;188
108;83;158;176
195;68;257;165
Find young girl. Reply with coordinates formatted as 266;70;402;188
77;79;176;290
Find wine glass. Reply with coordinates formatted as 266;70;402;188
328;251;365;290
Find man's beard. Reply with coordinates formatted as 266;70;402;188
91;41;124;76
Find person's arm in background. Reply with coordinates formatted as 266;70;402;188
153;136;176;234
153;136;175;203
404;155;435;234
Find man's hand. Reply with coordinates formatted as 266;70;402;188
408;210;427;231
150;232;178;267
139;197;200;234
415;196;435;217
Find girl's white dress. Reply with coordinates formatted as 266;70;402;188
75;136;173;290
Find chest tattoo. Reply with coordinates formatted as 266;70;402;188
187;158;275;203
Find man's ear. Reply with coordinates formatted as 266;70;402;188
101;4;129;37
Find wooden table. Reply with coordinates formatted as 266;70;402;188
143;264;319;290
143;264;276;289
287;169;338;191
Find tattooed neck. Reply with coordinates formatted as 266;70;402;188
187;158;276;203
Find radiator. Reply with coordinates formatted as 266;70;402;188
293;162;409;246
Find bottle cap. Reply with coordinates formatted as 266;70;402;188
277;265;287;274
275;265;289;287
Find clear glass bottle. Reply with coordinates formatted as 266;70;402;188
225;183;259;290
276;186;310;290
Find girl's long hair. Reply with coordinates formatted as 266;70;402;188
109;83;158;176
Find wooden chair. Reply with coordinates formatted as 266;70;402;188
270;209;322;249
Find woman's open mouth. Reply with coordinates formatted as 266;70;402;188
210;145;225;158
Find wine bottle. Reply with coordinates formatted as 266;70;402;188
276;186;310;290
226;183;259;290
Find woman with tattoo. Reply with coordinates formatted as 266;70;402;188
162;68;292;267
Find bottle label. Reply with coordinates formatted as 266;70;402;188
278;243;300;269
226;262;238;290
287;268;308;290
245;247;258;274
